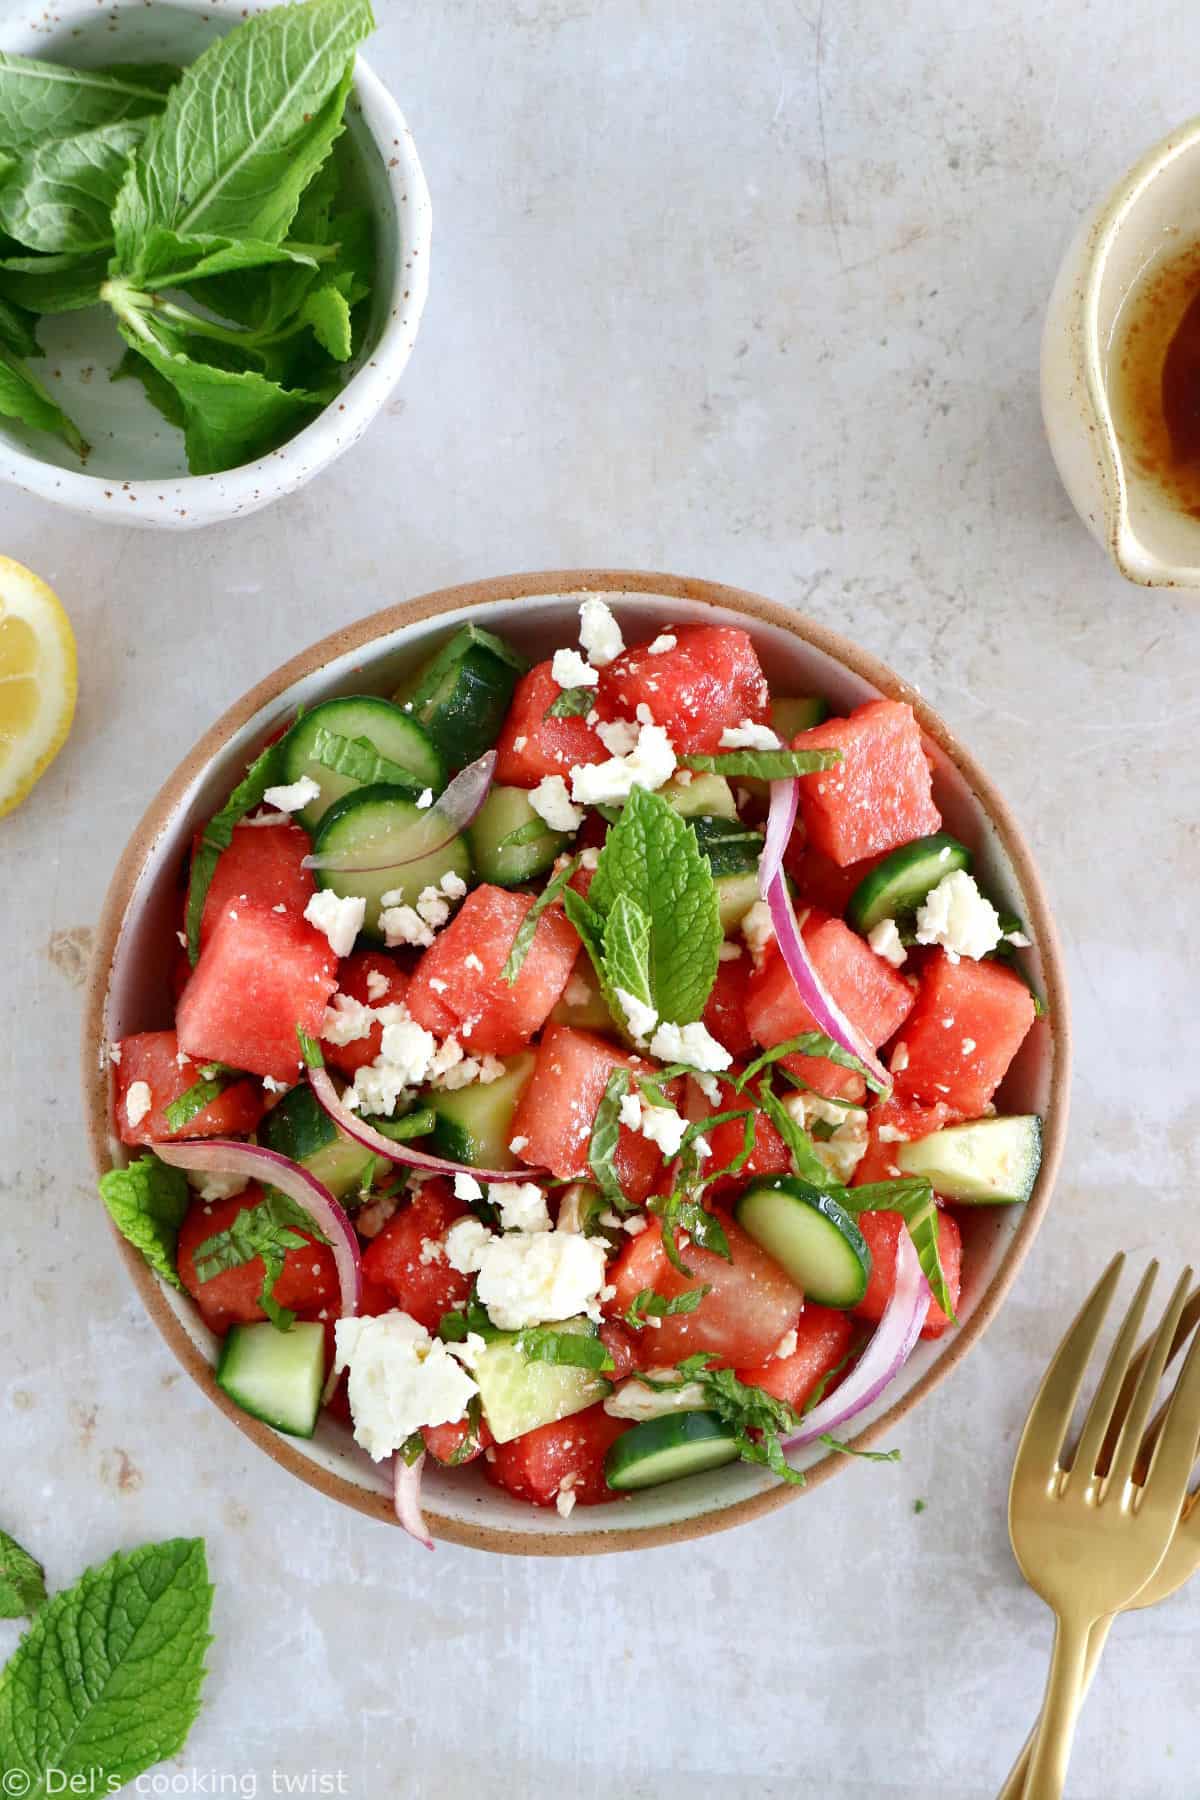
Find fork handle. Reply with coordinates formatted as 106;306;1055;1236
1022;1612;1093;1799
996;1614;1115;1800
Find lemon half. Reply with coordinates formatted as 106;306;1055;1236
0;555;77;820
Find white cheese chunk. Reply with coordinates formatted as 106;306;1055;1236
569;723;676;807
492;1180;552;1234
647;1019;732;1073
718;720;779;750
262;775;322;813
334;1311;477;1462
915;870;1003;961
551;647;599;690
474;1231;608;1330
124;1081;152;1129
529;774;585;833
578;597;624;666
304;889;365;959
868;917;907;968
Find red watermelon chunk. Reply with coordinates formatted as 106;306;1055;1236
855;1207;962;1339
485;1403;629;1506
701;953;756;1058
852;1095;963;1185
494;661;608;787
113;1029;265;1146
793;699;941;867
177;1183;338;1335
783;842;884;917
176;900;338;1084
405;885;578;1055
735;1304;855;1410
693;1073;791;1195
508;1024;673;1202
744;911;916;1100
320;949;409;1076
595;624;770;753
891;950;1036;1114
196;819;315;951
360;1180;473;1332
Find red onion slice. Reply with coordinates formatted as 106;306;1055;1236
309;1067;543;1184
759;778;798;899
154;1138;363;1404
394;1450;434;1549
785;1229;930;1447
765;869;893;1093
303;749;497;873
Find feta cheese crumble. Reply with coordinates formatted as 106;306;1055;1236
638;1101;688;1158
334;1312;478;1462
493;1181;552;1234
719;720;779;750
604;1371;708;1421
868;916;907;969
475;1230;608;1330
915;870;1003;961
262;774;322;813
569;722;676;807
740;899;775;963
615;987;658;1043
365;968;391;1002
551;647;599;690
647;1019;732;1073
578;597;624;667
124;1081;152;1130
321;993;375;1045
417;788;434;809
379;903;434;949
774;1329;799;1361
190;1169;250;1203
445;1216;494;1275
304;889;366;960
618;1091;644;1131
529;775;585;833
596;718;639;757
453;1172;483;1202
646;634;677;655
782;1091;869;1183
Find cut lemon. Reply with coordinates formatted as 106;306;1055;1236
0;555;77;820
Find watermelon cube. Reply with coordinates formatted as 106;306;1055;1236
113;1029;265;1146
176;901;338;1083
508;1024;673;1202
595;624;770;754
195;819;315;951
744;911;916;1099
405;885;579;1055
494;661;608;787
793;699;941;867
735;1304;854;1411
892;950;1036;1114
695;1074;791;1196
852;1096;963;1186
360;1180;473;1331
855;1207;962;1339
320;949;409;1076
700;954;756;1058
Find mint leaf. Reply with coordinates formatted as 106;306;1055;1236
0;295;39;359
679;747;842;779
184;734;288;962
0;119;147;253
194;1190;324;1334
162;1074;229;1136
309;725;424;793
755;1079;830;1185
0;1537;212;1794
111;0;372;264
646;1358;807;1486
588;784;721;1026
602;891;653;1011
817;1433;901;1463
502;854;581;985
544;685;594;719
735;1031;887;1097
0;53;172;151
361;1105;436;1142
295;1024;324;1070
0;249;107;314
98;1156;189;1292
0;344;86;455
128;227;325;292
498;816;556;852
587;1067;631;1212
0;1529;46;1619
299;281;352;360
562;886;628;1028
625;1284;709;1330
514;1326;614;1372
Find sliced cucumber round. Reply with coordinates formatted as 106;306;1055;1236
896;1114;1042;1205
280;696;446;832
734;1176;870;1307
312;783;472;939
216;1320;325;1438
715;869;762;933
691;814;764;879
393;624;526;769
422;1052;536;1169
846;832;972;934
467;784;570;887
661;773;738;820
606;1411;740;1491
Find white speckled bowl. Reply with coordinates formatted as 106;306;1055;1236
0;0;431;529
84;572;1070;1556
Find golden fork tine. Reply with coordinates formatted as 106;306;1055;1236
1070;1262;1157;1484
1106;1268;1194;1492
1024;1253;1125;1469
1100;1284;1200;1476
1140;1315;1200;1500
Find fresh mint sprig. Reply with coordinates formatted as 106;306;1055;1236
0;1528;46;1620
98;1155;190;1291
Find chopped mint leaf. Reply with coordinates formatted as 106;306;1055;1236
437;1298;496;1342
0;1528;46;1619
587;1067;633;1212
544;685;594;719
0;1538;212;1793
162;1073;230;1135
99;1155;190;1291
735;1031;887;1097
679;747;842;779
502;854;581;985
914;1497;927;1514
755;1079;830;1185
648;1187;732;1276
834;1176;956;1322
193;1189;325;1333
295;1024;324;1069
308;725;425;793
602;891;653;1013
625;1284;709;1330
184;734;288;962
817;1434;901;1464
515;1326;614;1372
645;1357;807;1486
360;1106;436;1142
498;816;558;852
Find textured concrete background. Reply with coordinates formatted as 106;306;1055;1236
4;0;1200;1794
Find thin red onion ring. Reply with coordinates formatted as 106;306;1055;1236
766;869;893;1093
394;1450;434;1550
154;1138;362;1404
309;1067;544;1184
759;777;798;899
303;749;497;873
785;1229;930;1447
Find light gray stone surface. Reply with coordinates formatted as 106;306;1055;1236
3;0;1200;1793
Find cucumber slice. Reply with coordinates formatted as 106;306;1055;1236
661;773;738;820
281;696;446;831
734;1176;870;1307
393;624;526;768
605;1412;740;1491
692;815;763;879
423;1052;536;1169
467;784;570;886
472;1318;611;1442
771;696;828;737
216;1321;325;1437
896;1115;1042;1204
312;784;473;939
550;962;613;1032
260;1084;375;1202
715;870;762;932
846;832;972;934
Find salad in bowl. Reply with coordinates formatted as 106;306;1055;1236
87;574;1066;1551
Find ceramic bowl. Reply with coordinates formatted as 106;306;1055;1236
83;571;1070;1555
0;0;431;530
1042;112;1200;587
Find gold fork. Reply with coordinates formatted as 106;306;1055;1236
997;1287;1200;1799
1007;1254;1200;1799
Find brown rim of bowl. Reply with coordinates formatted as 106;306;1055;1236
82;568;1071;1557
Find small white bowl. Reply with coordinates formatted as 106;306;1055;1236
1042;113;1200;588
0;0;431;530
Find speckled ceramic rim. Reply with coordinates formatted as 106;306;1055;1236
82;570;1071;1555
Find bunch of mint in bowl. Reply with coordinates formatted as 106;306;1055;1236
0;0;430;526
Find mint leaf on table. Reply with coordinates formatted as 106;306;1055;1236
0;1538;212;1795
0;345;86;455
299;281;352;360
0;119;148;253
0;249;108;314
679;747;843;779
0;1529;46;1620
184;734;287;961
98;1156;190;1291
585;784;722;1028
0;53;173;150
110;0;372;266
